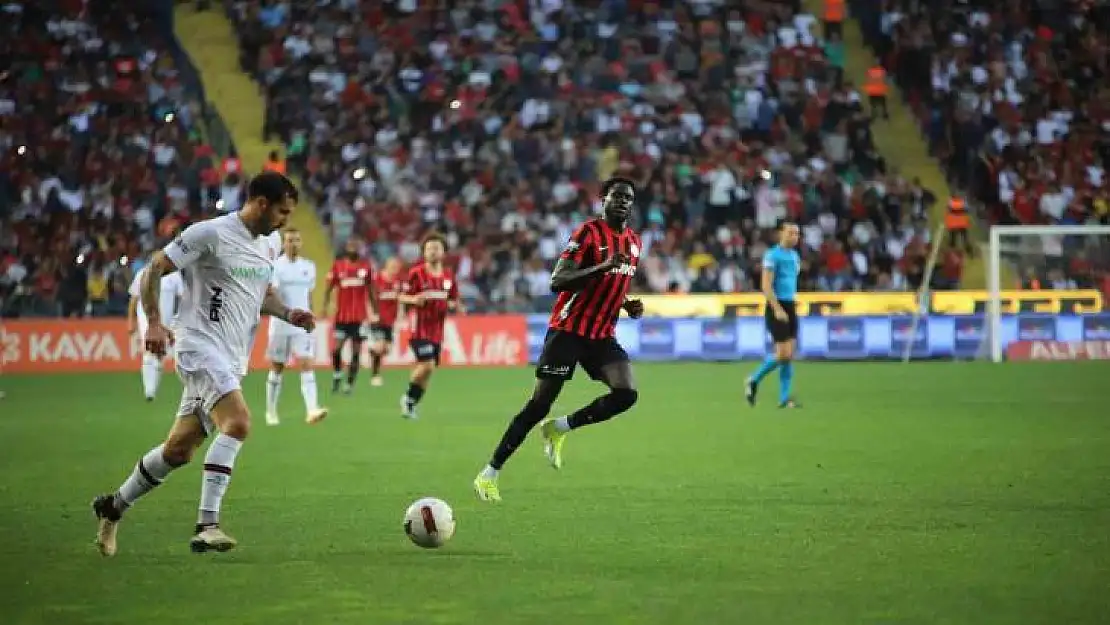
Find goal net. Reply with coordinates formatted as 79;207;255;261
985;225;1110;362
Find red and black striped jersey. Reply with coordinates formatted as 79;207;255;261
548;219;641;340
403;264;457;345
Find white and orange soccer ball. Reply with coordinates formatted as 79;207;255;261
403;497;456;549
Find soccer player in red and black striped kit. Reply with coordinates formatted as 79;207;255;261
398;233;463;419
474;177;644;502
321;239;377;394
367;257;404;387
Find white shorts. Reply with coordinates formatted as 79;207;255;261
266;329;315;364
175;350;242;434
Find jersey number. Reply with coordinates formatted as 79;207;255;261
209;286;224;322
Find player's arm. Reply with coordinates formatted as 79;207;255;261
127;296;139;335
319;266;336;317
398;270;425;306
140;252;178;327
367;275;380;322
261;285;316;331
549;227;623;293
761;255;786;318
448;277;465;314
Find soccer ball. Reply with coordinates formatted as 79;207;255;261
403;497;456;549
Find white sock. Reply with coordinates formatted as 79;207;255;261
553;417;572;433
480;464;498;479
300;370;319;411
141;354;162;398
198;434;243;526
266;370;282;415
116;445;176;508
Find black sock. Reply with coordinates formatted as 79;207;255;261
370;352;382;376
566;388;639;430
490;400;552;469
405;383;425;405
347;360;360;384
331;349;343;375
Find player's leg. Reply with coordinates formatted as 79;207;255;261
265;335;289;425
140;352;164;401
401;341;438;419
295;333;327;424
474;376;566;501
91;396;208;556
346;330;365;392
746;308;789;405
543;342;638;468
192;385;252;553
776;309;801;408
331;325;349;392
368;327;389;386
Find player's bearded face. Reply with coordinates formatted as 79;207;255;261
603;185;634;222
263;198;295;234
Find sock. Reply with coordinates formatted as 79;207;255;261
566;388;639;430
779;361;794;404
370;352;382;376
553;416;572;433
750;355;780;384
115;445;177;509
141;354;162;398
198;434;243;526
300;370;318;411
331;349;343;378
480;464;498;479
265;370;282;414
489;399;552;469
405;382;425;406
347;344;361;384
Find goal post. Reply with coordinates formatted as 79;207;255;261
987;224;1110;363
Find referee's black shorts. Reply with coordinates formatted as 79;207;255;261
765;300;799;343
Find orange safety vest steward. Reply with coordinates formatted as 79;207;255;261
945;197;970;230
864;66;888;97
263;158;287;175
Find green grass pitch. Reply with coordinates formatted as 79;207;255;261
1;362;1109;625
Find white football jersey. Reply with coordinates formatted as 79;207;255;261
164;214;279;376
128;267;185;336
270;255;316;335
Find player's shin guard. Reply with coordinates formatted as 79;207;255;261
265;371;283;415
141;353;162;399
565;388;639;430
115;444;179;510
489;399;553;470
750;355;780;384
348;341;362;384
405;382;425;406
198;434;242;526
779;361;794;404
300;370;319;411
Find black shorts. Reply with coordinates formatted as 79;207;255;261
765;300;799;343
370;324;394;343
410;339;441;365
536;329;629;381
334;322;366;343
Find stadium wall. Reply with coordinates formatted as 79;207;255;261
4;310;1108;373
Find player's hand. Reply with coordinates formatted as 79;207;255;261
599;251;630;272
449;301;466;315
288;309;316;332
368;311;380;324
144;322;174;357
773;306;788;322
623;299;644;319
127;324;137;337
410;294;427;306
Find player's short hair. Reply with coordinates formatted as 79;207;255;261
601;176;636;198
778;219;798;231
248;171;298;205
421;231;448;252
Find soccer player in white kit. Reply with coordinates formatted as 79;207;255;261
265;227;327;425
91;172;313;556
127;266;185;401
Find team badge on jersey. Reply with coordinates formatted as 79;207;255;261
630;243;640;257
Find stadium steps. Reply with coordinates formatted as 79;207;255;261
802;0;989;289
172;5;333;310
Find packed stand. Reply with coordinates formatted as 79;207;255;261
0;0;239;318
227;0;952;313
855;0;1110;291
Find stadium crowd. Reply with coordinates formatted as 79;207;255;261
853;0;1110;291
227;0;953;313
0;0;243;318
